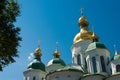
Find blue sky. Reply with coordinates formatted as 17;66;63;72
0;0;120;80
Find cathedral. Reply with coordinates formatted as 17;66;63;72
23;11;120;80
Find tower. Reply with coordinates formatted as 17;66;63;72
23;45;46;80
71;9;98;70
110;45;120;75
46;43;66;72
85;41;110;76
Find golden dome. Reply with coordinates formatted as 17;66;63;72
74;31;99;44
53;49;60;58
78;16;89;29
34;48;42;58
53;42;61;58
73;11;99;44
74;14;92;43
74;32;93;43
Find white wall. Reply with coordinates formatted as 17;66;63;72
71;40;92;68
111;59;120;75
46;71;83;80
86;49;110;76
23;69;46;80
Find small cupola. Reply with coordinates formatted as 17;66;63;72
27;41;45;71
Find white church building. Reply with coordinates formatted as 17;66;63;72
23;11;120;80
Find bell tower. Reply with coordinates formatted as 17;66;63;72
71;8;99;71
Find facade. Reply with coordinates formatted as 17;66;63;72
23;12;120;80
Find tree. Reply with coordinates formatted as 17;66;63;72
0;0;21;71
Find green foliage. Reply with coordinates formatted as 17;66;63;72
0;0;21;71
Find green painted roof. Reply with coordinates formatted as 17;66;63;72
57;64;85;73
86;42;107;52
114;55;120;60
48;58;66;66
53;58;66;66
27;58;45;71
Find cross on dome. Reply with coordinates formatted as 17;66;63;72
80;8;84;16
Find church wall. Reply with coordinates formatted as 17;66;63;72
111;59;120;75
105;74;120;80
23;69;46;80
85;49;110;75
71;40;92;68
46;71;83;80
81;75;104;80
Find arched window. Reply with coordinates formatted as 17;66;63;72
116;64;120;72
77;54;81;65
92;57;97;73
100;56;106;72
33;76;36;80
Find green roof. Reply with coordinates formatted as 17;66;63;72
113;55;120;60
53;58;66;66
47;58;66;66
27;58;45;71
86;42;107;52
57;64;85;73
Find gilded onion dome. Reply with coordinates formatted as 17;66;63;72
53;44;60;58
74;9;98;44
78;16;89;30
34;48;42;58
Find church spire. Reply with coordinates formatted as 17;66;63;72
113;44;120;61
34;40;42;59
78;8;89;31
114;44;119;56
92;26;99;42
53;42;61;58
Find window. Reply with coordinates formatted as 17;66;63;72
87;59;90;72
107;57;110;65
42;78;44;80
25;77;29;80
85;58;87;69
116;64;120;72
100;56;106;72
33;76;36;80
77;54;81;65
92;57;97;73
72;57;75;63
110;68;112;74
25;77;27;80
